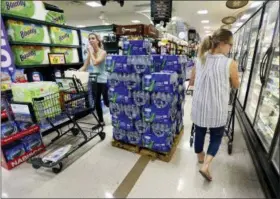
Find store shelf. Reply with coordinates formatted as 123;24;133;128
1;13;79;30
1;111;8;120
16;62;83;69
9;41;81;48
1;125;40;146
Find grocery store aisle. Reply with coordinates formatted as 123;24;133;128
1;94;264;198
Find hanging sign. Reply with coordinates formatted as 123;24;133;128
151;0;172;24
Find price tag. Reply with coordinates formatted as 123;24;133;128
48;53;66;65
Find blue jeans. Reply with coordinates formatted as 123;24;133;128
194;125;225;157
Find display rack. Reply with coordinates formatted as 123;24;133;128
1;12;84;82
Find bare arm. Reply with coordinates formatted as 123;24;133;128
189;67;196;86
79;55;90;71
230;60;240;89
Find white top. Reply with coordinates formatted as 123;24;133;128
191;53;232;128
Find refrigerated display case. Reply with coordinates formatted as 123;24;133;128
234;1;279;199
253;19;279;152
238;10;262;108
245;1;279;124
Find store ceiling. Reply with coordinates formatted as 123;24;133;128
46;0;259;39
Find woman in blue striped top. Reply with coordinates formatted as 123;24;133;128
190;29;240;181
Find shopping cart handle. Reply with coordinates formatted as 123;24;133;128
33;97;45;101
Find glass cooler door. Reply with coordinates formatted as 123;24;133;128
238;10;262;108
245;1;279;125
253;18;279;152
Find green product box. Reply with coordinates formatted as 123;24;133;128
45;10;65;25
1;0;36;18
12;46;50;66
51;47;79;63
6;19;51;43
50;26;79;46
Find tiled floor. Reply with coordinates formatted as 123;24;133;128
1;94;264;198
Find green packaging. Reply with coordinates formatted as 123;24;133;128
12;46;50;66
50;26;79;45
1;0;35;18
51;47;79;63
45;11;65;25
6;19;50;43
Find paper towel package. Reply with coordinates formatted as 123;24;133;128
50;27;79;46
12;46;50;66
45;10;65;25
51;47;79;63
6;20;51;43
1;1;65;24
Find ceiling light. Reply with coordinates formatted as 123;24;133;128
86;1;102;8
131;20;141;23
197;10;208;15
205;30;211;33
201;20;209;24
240;14;250;20
250;1;263;8
104;23;110;25
204;26;210;29
77;25;85;28
235;22;243;27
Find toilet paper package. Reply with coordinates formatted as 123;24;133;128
51;47;79;63
112;114;134;131
143;71;178;93
49;27;79;46
108;85;133;104
12;46;50;66
6;20;50;43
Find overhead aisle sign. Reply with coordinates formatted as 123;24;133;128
151;0;172;27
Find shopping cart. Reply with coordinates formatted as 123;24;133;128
189;88;238;155
28;74;106;173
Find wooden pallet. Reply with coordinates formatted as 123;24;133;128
111;129;184;162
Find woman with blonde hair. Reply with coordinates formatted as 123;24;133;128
189;29;240;181
80;32;108;126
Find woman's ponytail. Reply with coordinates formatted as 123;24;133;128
198;36;213;64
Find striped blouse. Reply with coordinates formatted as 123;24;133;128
191;53;232;128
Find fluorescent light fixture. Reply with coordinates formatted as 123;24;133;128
204;26;210;29
86;1;102;7
131;20;141;23
250;1;263;8
104;22;110;25
201;20;209;24
241;14;250;20
197;10;208;15
235;22;243;27
77;25;85;28
205;30;211;33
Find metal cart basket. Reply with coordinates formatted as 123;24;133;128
28;74;106;173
